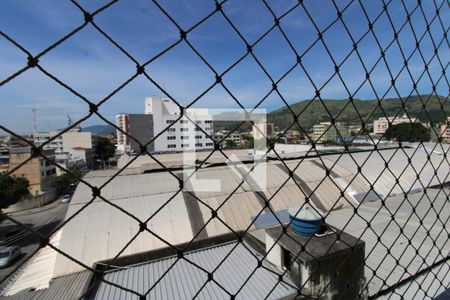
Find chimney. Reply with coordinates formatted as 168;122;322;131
265;204;367;299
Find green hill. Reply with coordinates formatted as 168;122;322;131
268;94;449;131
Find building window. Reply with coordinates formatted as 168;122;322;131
180;136;189;140
41;172;45;177
195;135;202;139
181;144;189;148
167;136;176;140
167;128;176;132
168;144;176;149
195;128;201;131
205;120;213;124
180;128;188;132
180;120;188;124
196;120;202;124
195;143;203;147
166;120;175;124
205;143;214;147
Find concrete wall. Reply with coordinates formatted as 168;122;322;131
62;132;95;152
3;189;56;213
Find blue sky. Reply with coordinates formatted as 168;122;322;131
0;0;448;134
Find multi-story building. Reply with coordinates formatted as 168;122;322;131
8;147;56;195
69;147;93;172
33;127;96;172
129;114;154;153
135;96;214;153
373;114;417;135
115;113;130;153
33;127;96;154
33;131;63;153
213;131;242;146
440;117;450;144
313;122;350;143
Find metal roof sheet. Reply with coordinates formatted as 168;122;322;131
325;147;449;199
89;242;296;300
325;189;450;297
54;192;193;277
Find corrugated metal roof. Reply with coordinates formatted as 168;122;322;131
325;189;450;297
0;271;91;300
51;154;375;277
54;192;193;277
89;242;296;300
325;147;449;199
8;145;445;295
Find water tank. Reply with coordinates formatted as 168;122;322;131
288;204;323;236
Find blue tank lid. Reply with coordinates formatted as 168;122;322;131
288;204;323;221
288;204;324;236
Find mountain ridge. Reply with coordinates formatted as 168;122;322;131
267;94;448;130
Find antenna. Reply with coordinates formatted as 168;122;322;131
32;108;37;131
67;113;73;127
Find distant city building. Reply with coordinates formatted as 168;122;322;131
266;123;275;136
213;131;243;146
440;117;450;144
373;114;417;135
0;146;9;173
313;122;350;143
115;113;130;153
140;96;214;153
128;114;154;153
285;130;300;144
252;122;273;140
33;127;96;154
8;147;56;195
348;125;362;136
33;127;96;172
69;147;93;171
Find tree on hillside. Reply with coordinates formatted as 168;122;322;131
0;174;30;210
95;136;115;161
385;123;431;142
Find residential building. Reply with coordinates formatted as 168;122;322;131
33;131;63;153
140;96;214;153
213;131;242;146
69;147;93;171
440;117;450;143
8;147;56;195
115;113;130;153
33;127;96;154
313;122;350;143
373;114;417;135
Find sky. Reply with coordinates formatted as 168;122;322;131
0;0;448;134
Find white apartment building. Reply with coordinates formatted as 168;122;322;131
33;131;64;153
115;113;130;153
144;96;214;152
373;114;417;135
